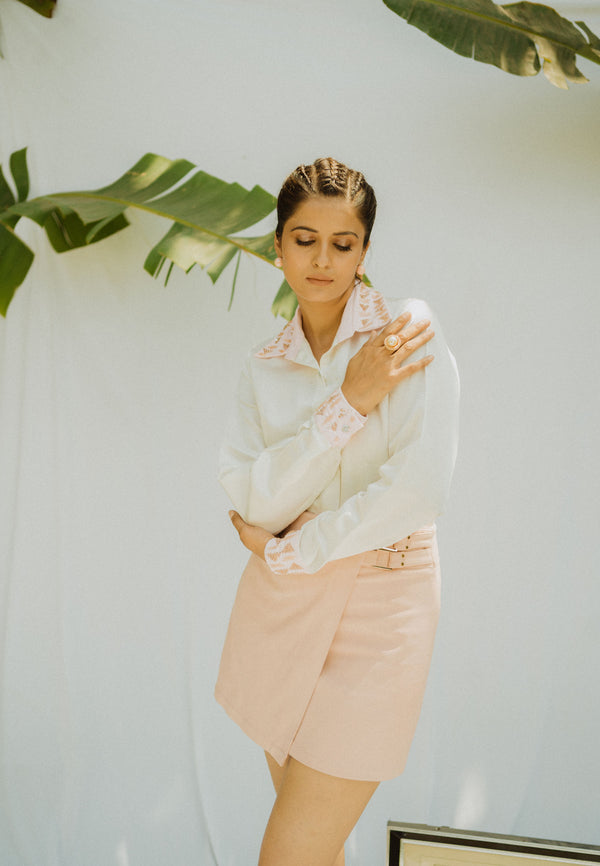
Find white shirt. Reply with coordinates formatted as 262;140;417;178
219;282;460;574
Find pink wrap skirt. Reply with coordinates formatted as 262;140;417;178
214;525;440;781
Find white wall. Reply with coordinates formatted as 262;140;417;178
1;1;599;864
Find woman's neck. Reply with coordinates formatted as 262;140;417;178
298;286;354;363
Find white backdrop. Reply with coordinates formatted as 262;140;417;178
1;1;599;864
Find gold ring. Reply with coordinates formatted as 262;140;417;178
384;334;401;352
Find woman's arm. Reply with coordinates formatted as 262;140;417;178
219;362;365;534
219;312;433;535
263;306;460;574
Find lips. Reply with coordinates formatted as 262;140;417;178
306;276;334;285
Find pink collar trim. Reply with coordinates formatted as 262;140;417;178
255;282;391;360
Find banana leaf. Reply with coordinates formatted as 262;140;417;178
271;280;299;320
0;150;279;316
0;148;34;312
0;223;34;316
382;0;600;88
9;148;29;201
15;0;56;16
0;166;17;212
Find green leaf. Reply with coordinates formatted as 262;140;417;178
84;212;131;243
144;223;237;279
43;209;129;252
91;152;196;215
15;0;57;18
382;0;600;87
576;21;600;57
141;174;276;279
0;152;279;315
271;280;298;321
7;153;195;229
0;166;16;211
9;148;29;202
0;151;24;232
383;0;539;75
8;155;276;271
502;2;590;87
232;232;277;260
163;260;175;287
0;222;34;316
144;227;276;284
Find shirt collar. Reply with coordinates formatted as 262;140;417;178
255;282;391;360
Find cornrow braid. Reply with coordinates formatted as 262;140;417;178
275;157;377;247
316;157;343;193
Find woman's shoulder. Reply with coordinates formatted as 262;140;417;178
382;294;436;322
381;294;452;354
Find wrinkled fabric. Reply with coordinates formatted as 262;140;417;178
219;283;460;572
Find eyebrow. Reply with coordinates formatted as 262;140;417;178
290;225;359;239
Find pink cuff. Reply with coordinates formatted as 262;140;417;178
265;530;305;575
314;388;366;449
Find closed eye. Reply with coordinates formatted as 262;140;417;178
294;239;352;252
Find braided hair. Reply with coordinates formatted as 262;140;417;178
275;157;377;248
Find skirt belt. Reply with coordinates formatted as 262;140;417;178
364;525;436;571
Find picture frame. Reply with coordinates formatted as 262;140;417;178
388;824;600;866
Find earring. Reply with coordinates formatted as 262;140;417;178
274;257;283;268
356;263;365;278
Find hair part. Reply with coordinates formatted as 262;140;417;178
275;157;377;248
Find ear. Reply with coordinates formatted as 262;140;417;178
274;235;282;257
360;240;370;262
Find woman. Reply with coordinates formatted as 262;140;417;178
215;158;459;866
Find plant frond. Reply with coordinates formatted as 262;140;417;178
382;0;600;87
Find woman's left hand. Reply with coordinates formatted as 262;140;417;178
229;511;274;561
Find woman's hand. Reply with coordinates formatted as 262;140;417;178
341;312;434;416
229;510;274;561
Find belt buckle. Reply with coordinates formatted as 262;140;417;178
373;546;397;570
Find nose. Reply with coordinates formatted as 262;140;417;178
312;241;331;269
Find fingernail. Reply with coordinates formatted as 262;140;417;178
228;510;235;519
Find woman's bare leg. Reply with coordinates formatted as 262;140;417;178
261;752;378;866
266;753;347;865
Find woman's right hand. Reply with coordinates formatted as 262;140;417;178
341;312;434;416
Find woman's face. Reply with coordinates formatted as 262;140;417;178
274;196;369;307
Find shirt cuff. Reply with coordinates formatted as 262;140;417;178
314;387;366;449
265;530;305;575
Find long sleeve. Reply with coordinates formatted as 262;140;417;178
267;306;460;574
219;362;366;534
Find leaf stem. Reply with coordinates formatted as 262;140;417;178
228;250;242;311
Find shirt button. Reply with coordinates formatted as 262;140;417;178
342;425;350;433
